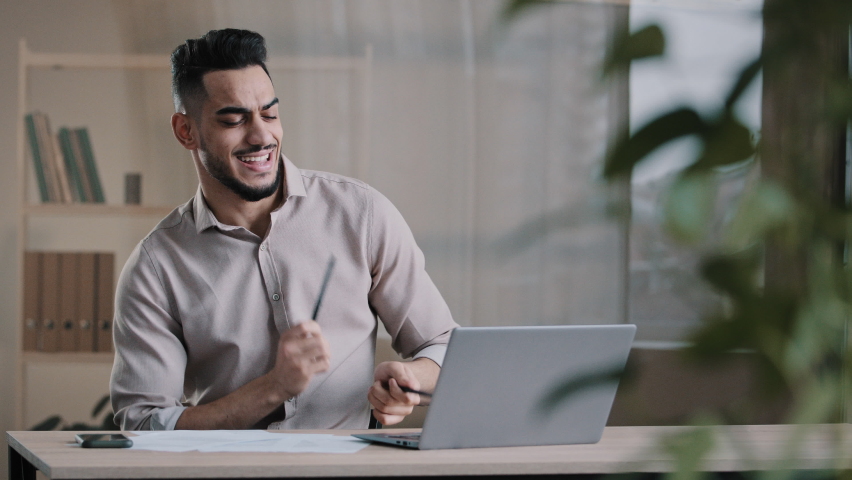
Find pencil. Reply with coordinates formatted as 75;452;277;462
312;256;336;319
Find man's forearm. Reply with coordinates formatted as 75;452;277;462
174;373;288;430
408;357;441;392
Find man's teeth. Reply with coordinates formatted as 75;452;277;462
238;154;268;162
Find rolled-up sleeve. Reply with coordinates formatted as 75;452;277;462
367;188;458;361
110;242;187;430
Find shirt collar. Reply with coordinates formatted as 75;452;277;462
193;155;307;234
281;155;306;199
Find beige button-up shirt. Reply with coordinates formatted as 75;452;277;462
110;158;457;430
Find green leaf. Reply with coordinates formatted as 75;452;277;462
724;57;762;110
605;108;707;179
500;0;554;23
662;427;715;480
785;294;846;377
690;115;756;172
101;414;120;431
91;394;111;418
62;422;95;431
30;415;62;431
700;249;763;299
663;173;716;243
604;24;666;74
724;180;797;250
787;375;842;424
494;197;628;256
534;364;630;419
825;79;852;120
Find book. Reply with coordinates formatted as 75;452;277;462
57;128;87;202
75;128;105;203
30;112;74;203
24;115;50;203
68;130;96;203
30;113;59;202
50;133;73;203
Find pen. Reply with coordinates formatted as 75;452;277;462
400;386;432;398
311;256;336;320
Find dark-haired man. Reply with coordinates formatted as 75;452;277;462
110;29;457;430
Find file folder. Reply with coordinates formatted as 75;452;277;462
23;251;41;351
40;252;61;352
58;253;80;352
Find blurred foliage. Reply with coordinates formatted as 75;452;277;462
503;0;852;475
30;394;118;431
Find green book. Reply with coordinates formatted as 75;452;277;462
57;127;87;202
74;128;105;203
68;129;95;203
24;114;51;203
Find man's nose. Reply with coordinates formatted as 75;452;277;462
246;116;276;146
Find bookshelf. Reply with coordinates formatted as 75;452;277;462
15;38;373;429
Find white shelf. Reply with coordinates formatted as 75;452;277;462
25;52;367;71
22;352;114;364
24;203;175;217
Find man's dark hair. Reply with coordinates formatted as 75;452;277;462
171;28;271;115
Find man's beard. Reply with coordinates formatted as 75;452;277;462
200;145;283;202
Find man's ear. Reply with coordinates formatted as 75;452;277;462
171;112;199;150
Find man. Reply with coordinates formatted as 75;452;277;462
110;28;458;430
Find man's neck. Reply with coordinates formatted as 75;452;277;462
201;180;284;238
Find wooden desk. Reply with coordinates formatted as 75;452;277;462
8;425;852;480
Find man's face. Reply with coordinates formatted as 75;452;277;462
194;65;284;202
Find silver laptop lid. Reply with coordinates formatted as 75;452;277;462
419;324;636;450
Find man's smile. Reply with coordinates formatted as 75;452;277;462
237;151;273;163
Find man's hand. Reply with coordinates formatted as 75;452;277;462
175;320;330;430
369;360;435;426
269;320;331;400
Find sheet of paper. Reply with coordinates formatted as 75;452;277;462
127;430;370;453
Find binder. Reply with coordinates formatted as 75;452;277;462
23;251;41;351
58;253;80;352
40;252;61;352
77;253;97;352
95;253;115;353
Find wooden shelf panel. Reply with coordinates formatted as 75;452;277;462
27;52;169;69
24;204;175;217
25;52;365;71
22;352;114;364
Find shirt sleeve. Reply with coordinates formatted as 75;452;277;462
412;344;448;367
367;187;459;360
110;241;188;430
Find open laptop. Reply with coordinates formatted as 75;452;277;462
353;324;636;449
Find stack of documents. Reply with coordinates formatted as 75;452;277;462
128;430;370;454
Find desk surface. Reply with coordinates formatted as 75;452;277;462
8;425;852;479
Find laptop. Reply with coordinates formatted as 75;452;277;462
353;324;636;449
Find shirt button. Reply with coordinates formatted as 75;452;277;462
272;293;280;301
260;244;267;251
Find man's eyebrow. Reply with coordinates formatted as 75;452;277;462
262;98;280;110
215;106;251;116
214;98;279;116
